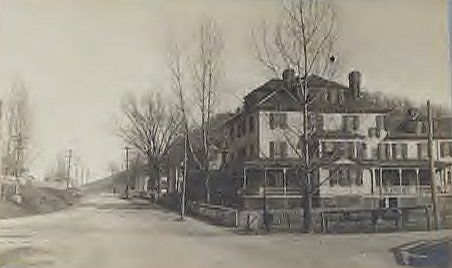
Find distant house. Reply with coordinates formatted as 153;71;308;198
164;113;232;203
221;69;452;210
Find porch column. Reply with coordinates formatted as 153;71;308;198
398;169;403;191
318;140;323;158
243;167;247;189
416;168;420;194
379;167;383;196
283;168;287;195
283;168;288;209
371;168;375;195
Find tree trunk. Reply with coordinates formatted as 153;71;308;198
204;169;211;204
302;82;314;233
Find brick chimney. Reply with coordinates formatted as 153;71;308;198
348;70;361;98
282;68;296;87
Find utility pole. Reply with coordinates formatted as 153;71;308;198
427;100;440;230
66;149;72;189
180;133;188;220
124;146;130;198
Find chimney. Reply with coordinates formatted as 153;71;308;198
282;68;296;87
348;70;361;98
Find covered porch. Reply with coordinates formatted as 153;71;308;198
239;159;304;200
369;160;452;197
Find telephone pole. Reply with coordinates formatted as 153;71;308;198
66;149;72;189
124;146;130;198
427;100;440;230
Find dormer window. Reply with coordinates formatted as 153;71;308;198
327;90;338;104
338;91;345;104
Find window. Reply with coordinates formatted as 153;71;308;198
376;115;385;130
229;126;234;140
269;141;275;158
269;113;275;129
346;142;355;159
279;113;288;129
401;144;408;159
391;144;398;159
385;144;391;159
349;168;363;186
338;169;351;186
327;90;338;104
269;141;287;159
280;142;288;158
352;116;359;130
357;143;366;159
323;141;335;154
342;115;358;132
417;143;428;159
248;116;255;133
338;91;345;103
356;171;363;186
440;142;452;158
329;169;338;186
269;112;287;129
375;169;381;186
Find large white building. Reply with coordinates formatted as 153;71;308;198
223;69;452;210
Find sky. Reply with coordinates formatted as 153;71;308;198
0;0;448;181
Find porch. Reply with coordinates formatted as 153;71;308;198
240;165;303;198
373;165;450;197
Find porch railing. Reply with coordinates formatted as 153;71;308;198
380;185;438;196
260;187;302;196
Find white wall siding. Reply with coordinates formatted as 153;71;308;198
258;111;303;158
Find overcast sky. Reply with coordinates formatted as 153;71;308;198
0;0;449;181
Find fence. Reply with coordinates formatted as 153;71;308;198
187;202;239;227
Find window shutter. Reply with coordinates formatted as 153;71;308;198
385;144;391;159
342;116;348;132
347;117;354;132
269;141;275;158
356;169;363;186
269;113;275;129
444;142;451;157
353;116;359;130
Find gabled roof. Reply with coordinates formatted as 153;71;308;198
240;74;391;115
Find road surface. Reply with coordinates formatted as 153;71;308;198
0;193;449;268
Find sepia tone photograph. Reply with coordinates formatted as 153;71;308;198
0;0;450;267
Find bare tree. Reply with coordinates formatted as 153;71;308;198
169;20;224;204
44;152;67;185
2;79;32;182
118;93;182;198
107;161;120;177
254;0;337;232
